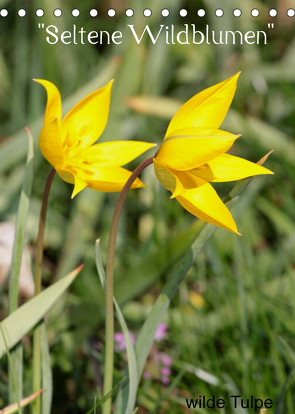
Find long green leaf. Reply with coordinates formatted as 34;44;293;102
95;241;138;414
0;266;82;359
8;128;34;404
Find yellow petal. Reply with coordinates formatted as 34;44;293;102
39;118;64;169
72;175;87;198
62;80;114;149
153;158;184;198
74;165;145;192
156;129;239;171
176;183;240;234
172;170;205;193
165;127;237;140
33;79;62;124
57;169;74;184
193;153;273;182
81;141;156;166
165;73;240;138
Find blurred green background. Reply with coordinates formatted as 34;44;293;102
1;0;295;412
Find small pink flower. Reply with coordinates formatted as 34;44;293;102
155;323;168;342
114;331;135;352
161;367;171;376
156;352;172;367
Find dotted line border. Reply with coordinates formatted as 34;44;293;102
0;8;294;18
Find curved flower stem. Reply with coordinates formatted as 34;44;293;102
32;167;56;414
103;157;154;414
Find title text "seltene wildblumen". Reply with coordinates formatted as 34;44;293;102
38;24;270;45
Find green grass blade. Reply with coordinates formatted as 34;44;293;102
275;368;295;414
95;241;138;414
0;325;22;414
8;128;34;312
41;323;52;414
0;266;82;359
8;128;34;404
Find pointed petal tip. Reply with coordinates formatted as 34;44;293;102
71;189;79;199
223;72;241;85
138;182;148;189
106;78;115;89
264;168;274;175
133;141;157;152
148;142;158;148
71;186;78;199
131;177;147;189
71;175;88;198
226;224;241;236
232;71;241;79
33;78;45;85
170;187;183;199
71;187;80;199
225;223;241;236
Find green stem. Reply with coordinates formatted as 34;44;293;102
32;168;56;414
102;157;154;414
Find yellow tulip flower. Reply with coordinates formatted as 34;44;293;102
35;79;156;197
153;73;273;234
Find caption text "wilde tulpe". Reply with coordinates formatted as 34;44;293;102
37;23;274;45
185;395;273;411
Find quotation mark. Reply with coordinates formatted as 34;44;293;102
268;23;275;28
38;23;45;29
